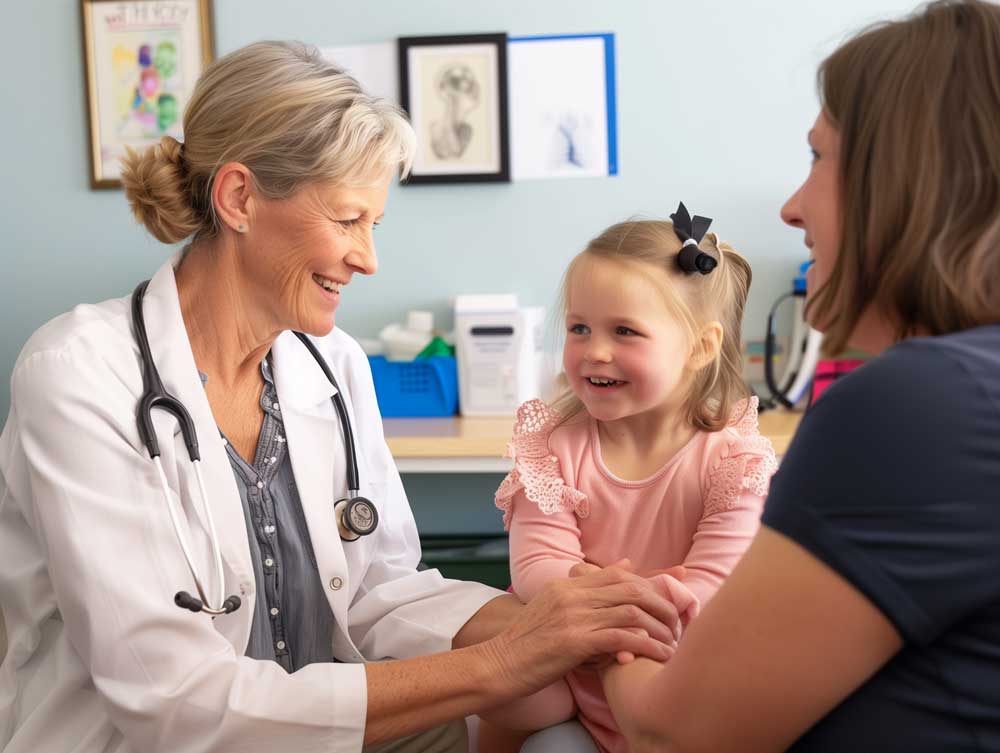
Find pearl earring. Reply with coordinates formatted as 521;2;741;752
238;223;247;233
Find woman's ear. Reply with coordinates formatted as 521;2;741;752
688;321;724;371
212;162;254;234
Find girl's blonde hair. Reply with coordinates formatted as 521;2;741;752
811;0;1000;354
120;41;416;244
552;220;752;432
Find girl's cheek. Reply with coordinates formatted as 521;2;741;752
563;341;582;371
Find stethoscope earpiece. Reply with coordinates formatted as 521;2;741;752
175;591;241;615
175;591;203;613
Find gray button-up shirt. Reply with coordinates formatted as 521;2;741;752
201;357;336;673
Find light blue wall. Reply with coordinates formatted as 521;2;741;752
1;0;915;531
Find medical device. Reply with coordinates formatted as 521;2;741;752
764;262;823;408
454;294;544;416
131;281;379;617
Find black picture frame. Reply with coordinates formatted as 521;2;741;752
398;33;510;184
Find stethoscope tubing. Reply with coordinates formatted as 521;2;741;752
153;456;230;615
131;280;373;617
292;331;361;498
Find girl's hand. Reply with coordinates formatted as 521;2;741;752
641;565;687;581
485;565;681;698
573;558;686;582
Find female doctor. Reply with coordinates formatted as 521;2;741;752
0;42;680;753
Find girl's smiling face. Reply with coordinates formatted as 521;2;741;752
563;255;695;423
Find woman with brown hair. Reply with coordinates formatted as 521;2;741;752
569;1;1000;751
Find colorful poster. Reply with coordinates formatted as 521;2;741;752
83;1;213;187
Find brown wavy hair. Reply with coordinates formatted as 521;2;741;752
811;0;1000;354
552;221;752;432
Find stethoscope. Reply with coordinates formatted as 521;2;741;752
131;280;379;616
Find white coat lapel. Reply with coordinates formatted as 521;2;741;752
140;261;254;601
269;331;355;638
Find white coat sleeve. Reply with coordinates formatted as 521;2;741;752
10;348;367;753
339;346;504;661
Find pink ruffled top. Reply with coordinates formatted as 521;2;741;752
495;397;777;753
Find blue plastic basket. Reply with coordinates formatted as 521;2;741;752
368;355;459;417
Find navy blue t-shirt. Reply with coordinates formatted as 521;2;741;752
762;325;1000;752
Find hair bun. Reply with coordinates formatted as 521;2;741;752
120;136;199;244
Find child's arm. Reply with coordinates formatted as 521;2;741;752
507;487;586;601
678;416;778;606
475;489;584;749
676;489;767;606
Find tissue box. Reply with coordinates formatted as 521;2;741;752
368;355;459;417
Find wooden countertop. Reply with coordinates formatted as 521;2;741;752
383;409;802;460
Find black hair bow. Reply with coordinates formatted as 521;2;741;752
670;202;717;274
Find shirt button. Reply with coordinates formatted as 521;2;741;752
264;525;276;534
270;607;279;617
329;576;344;591
256;481;264;489
273;402;280;410
276;640;286;650
270;456;277;463
264;557;274;567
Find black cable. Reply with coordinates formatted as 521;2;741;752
292;331;360;493
764;292;798;409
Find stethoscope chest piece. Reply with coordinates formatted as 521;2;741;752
335;496;379;541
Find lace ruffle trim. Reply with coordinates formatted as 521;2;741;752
704;397;778;516
494;399;590;530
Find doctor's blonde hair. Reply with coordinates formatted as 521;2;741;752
552;220;753;432
121;41;416;244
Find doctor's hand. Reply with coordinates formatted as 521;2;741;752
485;564;681;698
572;559;688;665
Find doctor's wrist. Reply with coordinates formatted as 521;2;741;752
475;634;533;701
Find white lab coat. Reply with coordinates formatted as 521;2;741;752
0;258;503;753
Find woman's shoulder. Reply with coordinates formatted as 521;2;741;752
772;327;1000;518
818;326;1000;414
14;296;134;391
796;326;1000;456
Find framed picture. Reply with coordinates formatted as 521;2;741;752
81;0;214;189
398;33;510;184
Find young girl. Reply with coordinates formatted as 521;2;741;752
479;204;778;753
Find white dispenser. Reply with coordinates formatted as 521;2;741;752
454;295;544;416
379;310;434;361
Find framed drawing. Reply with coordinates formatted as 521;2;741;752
508;33;618;181
398;33;510;184
81;0;214;188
